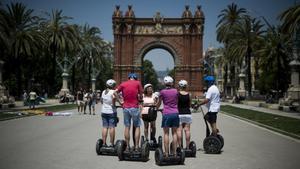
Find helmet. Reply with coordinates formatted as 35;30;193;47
164;76;174;84
128;73;137;80
204;76;215;85
178;80;188;87
106;79;116;87
144;84;153;90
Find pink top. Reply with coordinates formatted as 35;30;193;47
116;80;143;108
142;95;156;114
159;88;179;115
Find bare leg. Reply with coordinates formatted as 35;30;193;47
171;127;178;154
134;126;140;150
176;125;183;148
163;128;169;156
102;127;108;145
184;124;191;149
144;122;149;140
124;126;130;149
109;127;115;145
210;122;218;135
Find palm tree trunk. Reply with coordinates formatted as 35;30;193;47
51;43;57;96
246;47;252;97
223;64;228;97
72;64;75;94
16;57;22;99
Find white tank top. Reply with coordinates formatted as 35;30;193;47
101;89;115;114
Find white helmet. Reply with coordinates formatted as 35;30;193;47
164;76;174;84
178;80;188;87
106;79;116;87
144;83;153;90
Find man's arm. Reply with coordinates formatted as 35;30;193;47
200;98;209;105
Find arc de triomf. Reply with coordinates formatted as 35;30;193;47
112;5;205;95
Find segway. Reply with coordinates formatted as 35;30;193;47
155;140;185;166
116;137;150;162
200;106;224;154
171;138;196;157
96;108;121;156
141;135;162;151
114;106;150;162
96;139;121;156
141;105;161;151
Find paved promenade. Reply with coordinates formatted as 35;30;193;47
0;103;299;169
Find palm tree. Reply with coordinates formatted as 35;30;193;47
1;2;44;96
227;16;265;96
76;24;109;89
42;9;76;95
256;28;291;96
216;3;247;96
279;3;300;34
216;3;247;43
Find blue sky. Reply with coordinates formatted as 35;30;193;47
4;0;296;70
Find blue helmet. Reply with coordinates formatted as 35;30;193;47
204;76;215;85
128;73;138;80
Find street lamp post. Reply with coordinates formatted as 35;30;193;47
56;52;81;96
90;50;101;92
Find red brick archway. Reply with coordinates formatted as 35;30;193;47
112;5;205;96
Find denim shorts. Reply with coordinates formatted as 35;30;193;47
123;108;141;127
161;113;179;128
101;113;117;128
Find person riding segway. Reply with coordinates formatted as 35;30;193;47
155;76;185;166
115;73;150;162
176;80;197;157
141;84;162;151
199;76;224;154
96;79;121;156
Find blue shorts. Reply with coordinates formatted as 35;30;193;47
123;108;141;127
161;113;179;128
101;113;117;128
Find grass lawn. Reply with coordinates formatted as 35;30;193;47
0;104;77;121
221;105;300;139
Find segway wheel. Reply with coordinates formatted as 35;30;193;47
169;141;174;154
117;140;126;161
114;140;121;152
141;142;150;162
203;136;221;154
158;136;163;149
141;135;145;147
155;148;163;166
96;139;103;155
217;134;224;150
189;141;197;157
176;147;185;165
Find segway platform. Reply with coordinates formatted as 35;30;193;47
155;147;185;166
116;139;149;162
141;135;162;151
96;139;120;156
